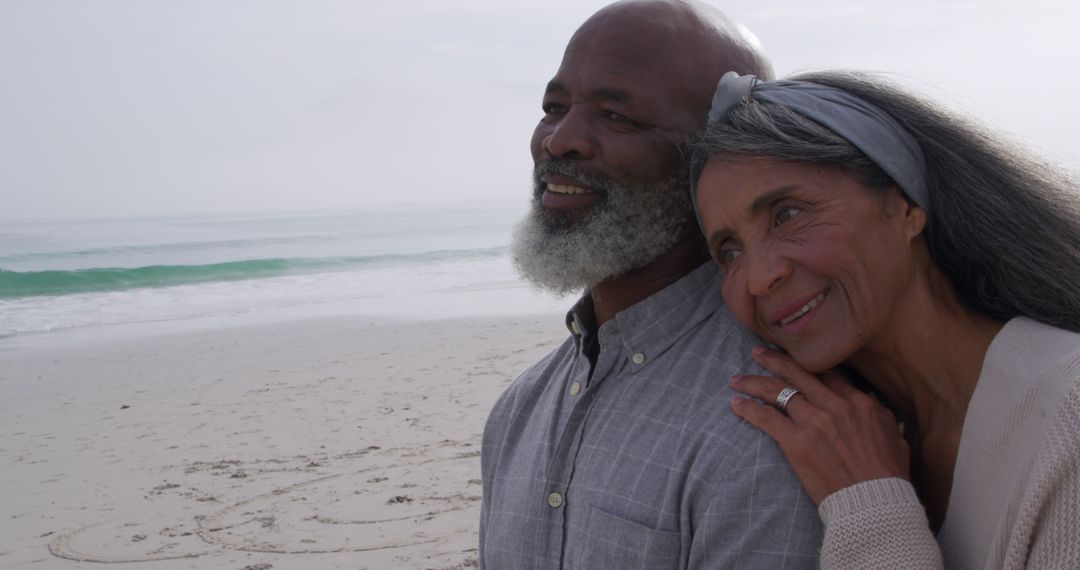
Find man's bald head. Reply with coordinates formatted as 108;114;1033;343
513;0;772;296
569;0;773;122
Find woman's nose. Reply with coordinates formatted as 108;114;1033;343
746;251;792;297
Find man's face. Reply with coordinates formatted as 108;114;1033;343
511;23;702;295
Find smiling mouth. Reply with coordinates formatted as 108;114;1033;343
546;183;594;195
777;288;830;326
540;180;602;211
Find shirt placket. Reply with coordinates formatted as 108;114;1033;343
547;325;625;566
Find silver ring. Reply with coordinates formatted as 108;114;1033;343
775;387;801;412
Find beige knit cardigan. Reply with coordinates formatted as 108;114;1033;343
817;318;1080;569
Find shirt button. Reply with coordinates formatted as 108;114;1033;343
570;321;581;335
569;382;582;396
547;492;564;508
631;352;645;364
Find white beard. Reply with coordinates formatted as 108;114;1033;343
510;164;693;296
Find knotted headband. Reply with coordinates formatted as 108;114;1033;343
697;71;930;213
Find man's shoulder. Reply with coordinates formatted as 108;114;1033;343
504;334;576;388
654;304;765;413
485;334;575;417
677;302;763;366
492;306;766;416
628;304;791;469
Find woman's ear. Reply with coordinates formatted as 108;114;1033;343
904;202;927;239
883;186;926;239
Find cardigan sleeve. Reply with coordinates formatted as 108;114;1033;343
818;478;943;570
1013;390;1080;568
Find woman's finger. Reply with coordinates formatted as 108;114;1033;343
731;373;811;420
750;347;836;403
730;396;795;445
730;373;787;401
730;358;913;505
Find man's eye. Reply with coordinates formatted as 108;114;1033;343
542;103;567;115
602;110;631;122
774;206;801;226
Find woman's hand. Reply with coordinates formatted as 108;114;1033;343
731;347;911;505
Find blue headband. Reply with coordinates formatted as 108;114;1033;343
699;71;930;213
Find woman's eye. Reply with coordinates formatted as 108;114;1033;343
774;206;801;226
717;246;741;268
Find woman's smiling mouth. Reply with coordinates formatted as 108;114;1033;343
774;287;831;330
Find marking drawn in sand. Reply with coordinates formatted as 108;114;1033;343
48;443;482;564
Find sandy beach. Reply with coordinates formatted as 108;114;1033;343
0;312;567;569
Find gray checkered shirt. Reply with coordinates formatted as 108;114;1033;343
479;263;822;569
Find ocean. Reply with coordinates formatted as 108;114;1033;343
0;203;566;338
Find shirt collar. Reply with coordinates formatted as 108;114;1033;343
564;262;724;355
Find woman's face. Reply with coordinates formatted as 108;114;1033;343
695;157;926;372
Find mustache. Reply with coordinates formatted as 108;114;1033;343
532;159;619;194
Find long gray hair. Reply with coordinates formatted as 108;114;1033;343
694;70;1080;332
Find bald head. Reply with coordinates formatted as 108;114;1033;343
519;0;773;299
570;0;773;121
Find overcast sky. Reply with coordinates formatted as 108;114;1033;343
1;0;1077;222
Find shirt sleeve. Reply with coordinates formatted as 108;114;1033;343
477;385;508;570
687;432;823;569
818;478;943;570
478;471;490;570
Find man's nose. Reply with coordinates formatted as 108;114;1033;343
542;108;596;159
746;251;792;297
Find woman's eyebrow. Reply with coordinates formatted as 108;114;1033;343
704;184;801;250
749;185;799;214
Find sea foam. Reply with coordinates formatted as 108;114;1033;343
0;205;566;337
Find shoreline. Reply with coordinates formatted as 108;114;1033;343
0;273;568;341
0;311;567;569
